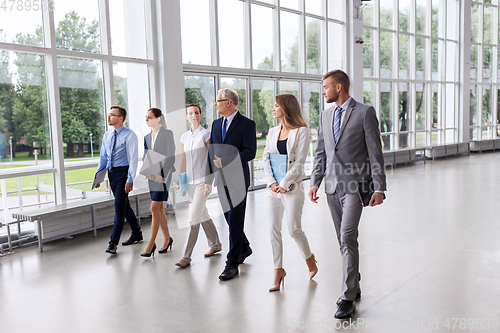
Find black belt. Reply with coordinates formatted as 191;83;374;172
109;166;129;172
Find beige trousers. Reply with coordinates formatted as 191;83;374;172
181;182;222;263
269;183;312;269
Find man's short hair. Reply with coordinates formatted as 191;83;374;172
218;88;239;106
323;70;350;93
110;105;127;121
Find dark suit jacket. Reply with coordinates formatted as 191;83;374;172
144;127;176;192
205;112;257;190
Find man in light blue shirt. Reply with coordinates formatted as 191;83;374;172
95;105;142;254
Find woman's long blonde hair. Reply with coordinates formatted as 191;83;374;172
275;94;308;129
149;108;168;129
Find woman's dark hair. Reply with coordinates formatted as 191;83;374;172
186;104;202;114
148;107;168;129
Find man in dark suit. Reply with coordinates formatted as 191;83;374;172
205;88;257;281
309;70;386;319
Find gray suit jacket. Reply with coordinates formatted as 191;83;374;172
144;127;176;192
310;98;386;195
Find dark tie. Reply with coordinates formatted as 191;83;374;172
333;106;343;142
222;118;227;141
108;130;117;169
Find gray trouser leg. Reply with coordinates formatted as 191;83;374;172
327;189;363;301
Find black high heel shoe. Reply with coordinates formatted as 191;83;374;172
141;243;156;257
159;237;173;254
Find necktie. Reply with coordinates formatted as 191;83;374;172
333;106;343;143
108;130;117;169
222;118;227;141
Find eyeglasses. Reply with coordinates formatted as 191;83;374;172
108;113;121;118
145;115;156;120
216;99;229;103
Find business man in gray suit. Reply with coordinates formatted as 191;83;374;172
309;70;386;319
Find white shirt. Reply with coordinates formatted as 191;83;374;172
180;126;211;184
151;130;158;149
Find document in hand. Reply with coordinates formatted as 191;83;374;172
140;150;166;178
92;168;107;189
178;172;187;197
269;153;288;185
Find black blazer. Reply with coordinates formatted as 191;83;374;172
206;112;257;189
144;127;176;192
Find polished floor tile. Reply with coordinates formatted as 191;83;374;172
1;152;500;332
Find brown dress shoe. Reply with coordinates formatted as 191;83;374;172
175;259;190;268
204;248;220;257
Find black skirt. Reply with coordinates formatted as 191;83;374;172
150;186;169;202
148;173;171;202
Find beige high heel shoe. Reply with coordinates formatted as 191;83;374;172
269;268;287;292
306;253;318;279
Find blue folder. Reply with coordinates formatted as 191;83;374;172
269;153;288;185
178;172;187;197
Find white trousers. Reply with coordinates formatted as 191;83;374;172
269;183;312;269
181;182;222;263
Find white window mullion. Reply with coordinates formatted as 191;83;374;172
493;5;499;138
100;0;115;112
42;5;66;204
394;0;400;148
244;0;253;69
275;1;281;71
210;0;220;67
145;0;159;108
299;0;306;73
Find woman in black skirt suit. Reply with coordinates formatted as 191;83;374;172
141;108;176;257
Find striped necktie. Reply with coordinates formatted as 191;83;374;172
107;130;117;169
333;106;343;143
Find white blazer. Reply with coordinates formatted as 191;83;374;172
263;126;311;191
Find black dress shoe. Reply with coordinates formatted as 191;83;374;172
219;265;238;281
334;300;356;319
122;233;143;246
238;247;253;264
105;243;117;254
336;289;361;306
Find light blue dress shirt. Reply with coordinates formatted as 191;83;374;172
222;110;239;136
96;125;138;184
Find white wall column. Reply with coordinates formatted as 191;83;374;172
154;0;188;206
349;0;364;101
154;0;187;149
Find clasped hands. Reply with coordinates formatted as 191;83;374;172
270;182;286;194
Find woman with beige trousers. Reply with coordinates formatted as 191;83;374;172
263;94;318;291
175;104;222;268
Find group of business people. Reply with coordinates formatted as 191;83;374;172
94;69;386;320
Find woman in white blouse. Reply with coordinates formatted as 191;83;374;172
263;94;318;291
175;104;222;268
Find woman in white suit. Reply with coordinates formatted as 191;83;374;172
263;94;318;291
